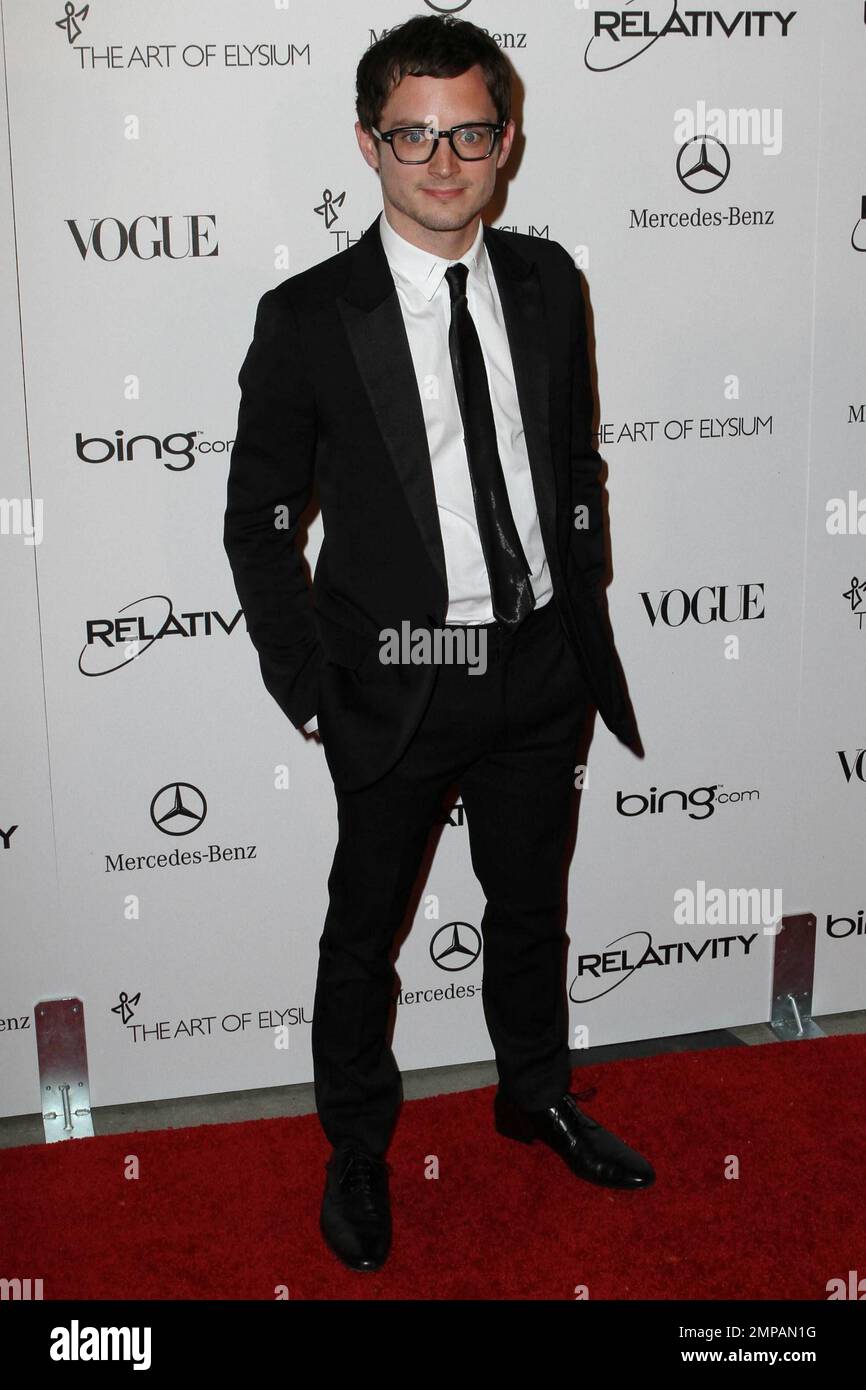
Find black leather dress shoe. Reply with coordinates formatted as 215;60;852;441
494;1087;655;1190
319;1143;392;1271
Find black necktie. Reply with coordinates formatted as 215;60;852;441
444;260;535;629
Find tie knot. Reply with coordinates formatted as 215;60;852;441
444;261;469;302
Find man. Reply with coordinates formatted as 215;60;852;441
223;13;653;1275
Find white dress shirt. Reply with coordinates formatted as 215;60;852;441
378;207;552;622
302;209;552;733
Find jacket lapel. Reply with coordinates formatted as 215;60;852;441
336;214;558;613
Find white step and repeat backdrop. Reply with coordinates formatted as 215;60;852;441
1;1;863;1119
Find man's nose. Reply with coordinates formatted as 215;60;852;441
428;133;459;176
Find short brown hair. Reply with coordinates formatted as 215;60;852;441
356;13;513;133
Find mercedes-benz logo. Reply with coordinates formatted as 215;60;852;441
676;135;730;194
150;782;207;836
429;922;482;972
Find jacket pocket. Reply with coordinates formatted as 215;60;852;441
315;610;376;670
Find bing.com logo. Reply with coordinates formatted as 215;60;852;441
616;781;759;820
75;430;234;471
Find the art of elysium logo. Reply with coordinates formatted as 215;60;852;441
55;2;89;45
314;189;346;231
842;577;866;630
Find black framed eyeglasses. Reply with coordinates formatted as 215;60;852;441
371;121;505;164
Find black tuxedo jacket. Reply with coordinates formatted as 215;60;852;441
223;214;640;791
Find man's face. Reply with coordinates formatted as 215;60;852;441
356;64;514;241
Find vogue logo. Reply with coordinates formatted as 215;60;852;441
66;215;217;260
640;582;765;626
837;749;866;783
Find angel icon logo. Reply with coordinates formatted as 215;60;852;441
55;1;89;45
842;576;866;628
112;990;141;1025
314;189;347;231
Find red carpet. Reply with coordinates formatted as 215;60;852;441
2;1035;863;1299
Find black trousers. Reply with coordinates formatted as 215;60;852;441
311;596;591;1156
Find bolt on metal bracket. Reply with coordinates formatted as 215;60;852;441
769;913;825;1040
35;997;94;1142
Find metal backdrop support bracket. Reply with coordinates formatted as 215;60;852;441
769;913;825;1040
35;997;94;1142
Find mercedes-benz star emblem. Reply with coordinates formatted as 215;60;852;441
429;922;482;972
150;782;207;836
676;135;731;194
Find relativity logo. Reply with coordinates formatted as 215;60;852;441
569;928;759;1002
584;3;797;73
78;595;242;675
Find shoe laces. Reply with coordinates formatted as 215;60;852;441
337;1147;389;1203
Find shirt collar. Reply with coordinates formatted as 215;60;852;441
378;208;485;302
